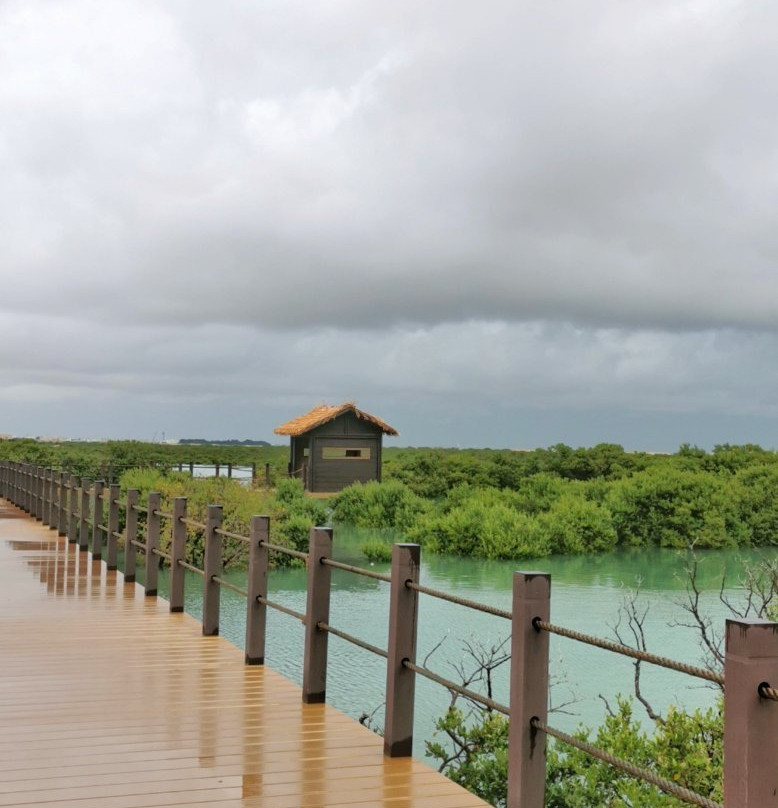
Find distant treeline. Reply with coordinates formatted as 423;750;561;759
4;438;778;561
179;438;271;446
0;438;288;481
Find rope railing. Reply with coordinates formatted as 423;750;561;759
131;504;149;515
532;718;723;808
177;559;204;577
321;557;391;583
129;539;146;551
534;619;725;685
153;509;173;520
759;683;778;701
259;540;307;561
214;527;250;543
212;576;248;598
256;594;305;623
180;517;206;530
151;548;172;562
317;621;388;659
403;659;510;715
406;580;512;620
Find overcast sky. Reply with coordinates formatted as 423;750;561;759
2;0;778;450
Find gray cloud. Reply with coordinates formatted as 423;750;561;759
1;0;777;445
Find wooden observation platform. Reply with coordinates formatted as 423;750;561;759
0;499;488;808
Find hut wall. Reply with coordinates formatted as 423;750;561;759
307;412;383;492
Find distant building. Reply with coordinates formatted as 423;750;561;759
274;403;398;493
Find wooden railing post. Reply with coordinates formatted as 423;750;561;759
38;466;45;519
507;571;550;808
67;475;79;543
202;504;223;636
27;464;34;513
46;468;55;528
79;477;91;551
106;484;120;570
57;472;67;535
36;465;44;520
30;465;39;519
23;464;30;512
169;497;187;613
723;618;778;808
37;467;45;522
302;526;333;703
41;468;51;526
384;543;421;757
124;489;139;582
91;481;104;559
46;468;55;527
245;515;270;664
145;492;161;596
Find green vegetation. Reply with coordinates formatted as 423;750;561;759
427;698;723;808
359;540;394;563
5;438;778;563
116;470;326;569
0;438;288;481
425;559;777;807
329;443;778;560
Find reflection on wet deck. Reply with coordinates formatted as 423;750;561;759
0;499;488;808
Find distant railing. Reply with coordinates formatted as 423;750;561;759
1;460;776;808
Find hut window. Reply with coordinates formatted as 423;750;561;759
322;447;371;460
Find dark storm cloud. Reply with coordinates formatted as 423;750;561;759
3;0;778;332
1;0;777;443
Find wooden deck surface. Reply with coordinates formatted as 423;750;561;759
0;499;489;808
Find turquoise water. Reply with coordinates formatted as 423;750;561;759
145;529;775;759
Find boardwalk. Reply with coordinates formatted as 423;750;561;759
0;499;489;808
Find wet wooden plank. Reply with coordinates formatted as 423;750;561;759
0;500;490;808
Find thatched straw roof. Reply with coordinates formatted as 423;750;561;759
274;403;398;437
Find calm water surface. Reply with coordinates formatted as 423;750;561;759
145;528;775;759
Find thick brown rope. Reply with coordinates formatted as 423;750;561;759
534;619;724;685
214;527;250;543
759;683;778;701
180;516;206;530
177;559;204;577
406;581;512;620
317;622;388;659
212;576;248;598
402;660;510;715
256;594;305;622
259;541;308;561
533;718;722;808
322;558;391;583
